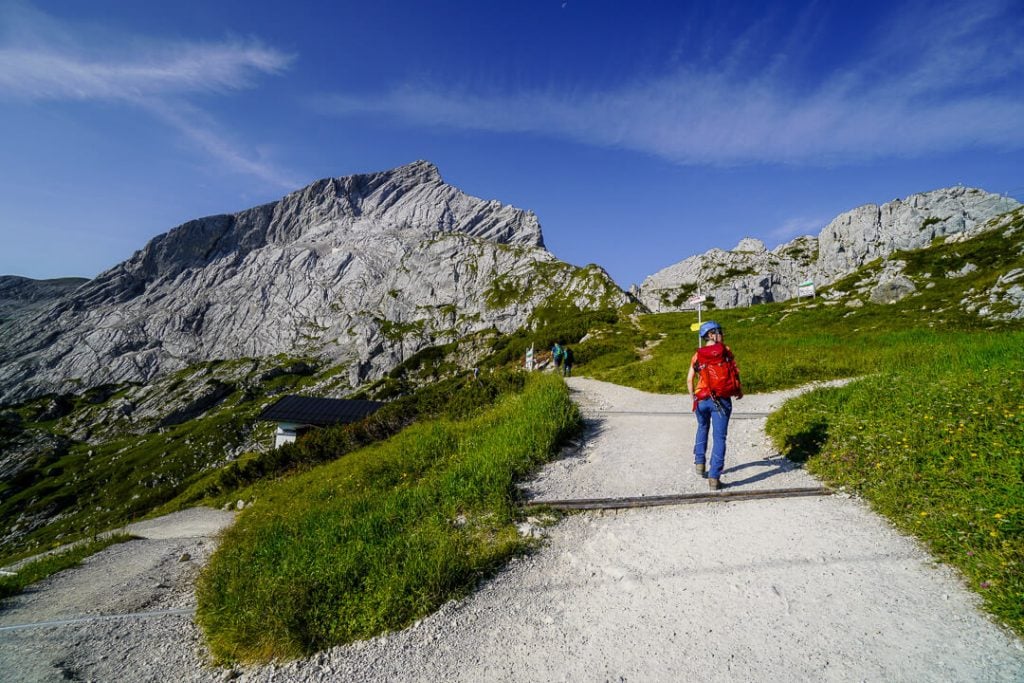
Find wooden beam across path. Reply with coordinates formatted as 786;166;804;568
594;410;772;419
522;486;832;511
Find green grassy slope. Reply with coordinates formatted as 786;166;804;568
766;334;1023;633
196;373;577;662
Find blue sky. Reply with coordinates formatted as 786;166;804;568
1;0;1022;288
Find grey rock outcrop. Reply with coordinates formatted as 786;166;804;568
636;187;1020;312
0;161;627;404
0;276;87;328
869;276;917;304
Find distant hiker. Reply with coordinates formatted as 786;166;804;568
686;321;743;491
552;342;564;369
562;346;574;377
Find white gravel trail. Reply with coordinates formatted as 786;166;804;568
2;377;1023;682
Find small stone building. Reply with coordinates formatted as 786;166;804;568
258;395;385;448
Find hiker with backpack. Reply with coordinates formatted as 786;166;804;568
561;346;574;377
686;321;743;491
552;342;564;370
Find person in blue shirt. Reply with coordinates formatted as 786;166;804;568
552;342;564;370
686;321;743;491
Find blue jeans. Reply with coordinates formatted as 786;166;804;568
694;397;732;479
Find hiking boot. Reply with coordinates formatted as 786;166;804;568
708;478;722;491
695;463;705;477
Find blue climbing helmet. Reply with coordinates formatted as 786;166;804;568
699;320;723;339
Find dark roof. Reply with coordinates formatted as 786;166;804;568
258;395;385;427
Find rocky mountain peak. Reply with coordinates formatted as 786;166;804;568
397;159;442;181
733;238;767;253
636;186;1020;312
0;162;623;404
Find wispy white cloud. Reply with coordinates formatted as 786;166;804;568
0;2;296;188
767;216;828;242
317;0;1024;166
140;100;300;190
0;41;290;101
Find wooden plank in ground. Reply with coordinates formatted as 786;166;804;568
522;486;831;511
593;411;772;419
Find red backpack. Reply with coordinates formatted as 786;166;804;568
694;343;741;399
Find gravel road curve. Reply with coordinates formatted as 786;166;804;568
2;377;1022;682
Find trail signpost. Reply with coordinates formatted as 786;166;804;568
797;279;815;299
687;292;706;343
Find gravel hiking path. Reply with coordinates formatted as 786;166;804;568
0;508;234;682
3;378;1023;682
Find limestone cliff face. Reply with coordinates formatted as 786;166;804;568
635;187;1020;312
0;276;88;325
0;161;626;403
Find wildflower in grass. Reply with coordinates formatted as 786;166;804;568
919;511;928;517
994;513;1003;519
980;581;991;589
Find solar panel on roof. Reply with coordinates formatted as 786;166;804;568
258;395;385;426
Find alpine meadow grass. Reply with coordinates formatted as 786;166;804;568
765;331;1024;637
196;373;578;662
